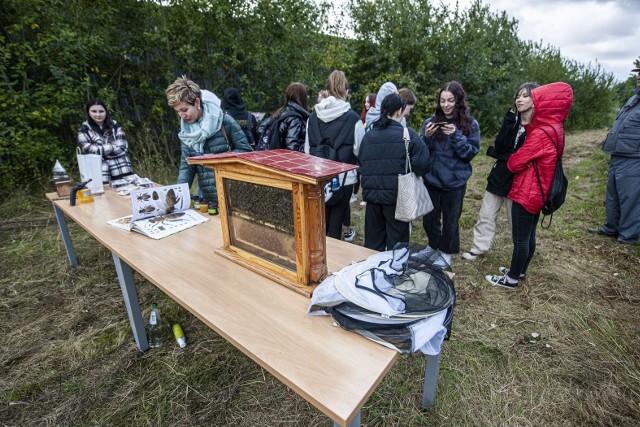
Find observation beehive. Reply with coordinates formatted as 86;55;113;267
188;149;357;297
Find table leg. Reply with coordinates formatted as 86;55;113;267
421;351;442;408
334;411;360;427
112;253;149;352
52;203;78;267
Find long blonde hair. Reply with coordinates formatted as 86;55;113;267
326;70;349;100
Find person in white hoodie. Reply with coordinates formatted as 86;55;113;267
305;70;365;240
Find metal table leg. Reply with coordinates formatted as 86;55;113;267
52;203;78;267
112;253;149;352
422;351;442;408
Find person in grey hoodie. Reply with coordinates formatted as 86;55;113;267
305;70;365;240
365;81;406;131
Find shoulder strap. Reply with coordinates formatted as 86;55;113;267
307;114;322;148
220;114;232;151
540;125;562;156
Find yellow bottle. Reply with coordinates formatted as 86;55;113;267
172;324;186;348
77;189;94;204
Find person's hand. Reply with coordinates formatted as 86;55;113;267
424;122;439;138
441;123;457;136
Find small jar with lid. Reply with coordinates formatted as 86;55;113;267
208;201;219;215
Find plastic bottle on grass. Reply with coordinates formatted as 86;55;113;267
173;323;187;348
148;303;162;348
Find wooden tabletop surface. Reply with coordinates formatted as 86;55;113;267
47;189;398;426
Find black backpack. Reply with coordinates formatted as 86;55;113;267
533;127;568;228
235;112;256;148
255;111;304;151
307;113;359;205
306;113;357;161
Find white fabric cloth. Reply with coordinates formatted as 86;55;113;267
307;247;450;355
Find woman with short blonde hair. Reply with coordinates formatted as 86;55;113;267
166;76;252;203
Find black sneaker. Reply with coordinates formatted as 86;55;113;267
498;267;525;280
587;227;617;237
485;274;519;289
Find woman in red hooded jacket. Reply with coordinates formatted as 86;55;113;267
486;82;573;288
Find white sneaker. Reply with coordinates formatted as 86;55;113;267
343;228;356;242
360;201;367;206
462;251;481;261
349;194;358;204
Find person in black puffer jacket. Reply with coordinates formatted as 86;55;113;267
461;82;539;261
359;93;430;251
263;82;310;152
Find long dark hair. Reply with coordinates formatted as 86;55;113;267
433;81;471;140
360;93;376;123
85;98;114;134
272;82;309;119
513;82;539;121
374;93;405;129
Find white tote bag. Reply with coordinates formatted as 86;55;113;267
76;147;104;194
395;128;433;222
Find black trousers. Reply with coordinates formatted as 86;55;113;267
508;201;540;279
364;202;410;251
326;184;353;240
422;184;466;254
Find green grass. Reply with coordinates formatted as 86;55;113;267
0;128;638;426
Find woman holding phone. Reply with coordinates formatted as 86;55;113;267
419;81;480;267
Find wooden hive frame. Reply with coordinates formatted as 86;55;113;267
188;150;357;297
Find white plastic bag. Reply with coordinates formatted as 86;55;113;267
76;147;104;194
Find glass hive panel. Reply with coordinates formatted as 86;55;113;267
224;179;296;271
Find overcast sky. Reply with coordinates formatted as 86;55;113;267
439;0;639;82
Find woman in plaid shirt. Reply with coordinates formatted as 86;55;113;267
77;99;134;183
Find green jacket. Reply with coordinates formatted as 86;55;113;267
177;114;252;202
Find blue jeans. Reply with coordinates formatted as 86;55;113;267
509;202;540;280
422;184;466;254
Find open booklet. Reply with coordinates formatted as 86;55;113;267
107;183;208;239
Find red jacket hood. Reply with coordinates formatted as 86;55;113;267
530;82;573;129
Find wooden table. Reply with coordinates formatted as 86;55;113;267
47;189;443;427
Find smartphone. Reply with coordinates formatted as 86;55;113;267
431;122;448;127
